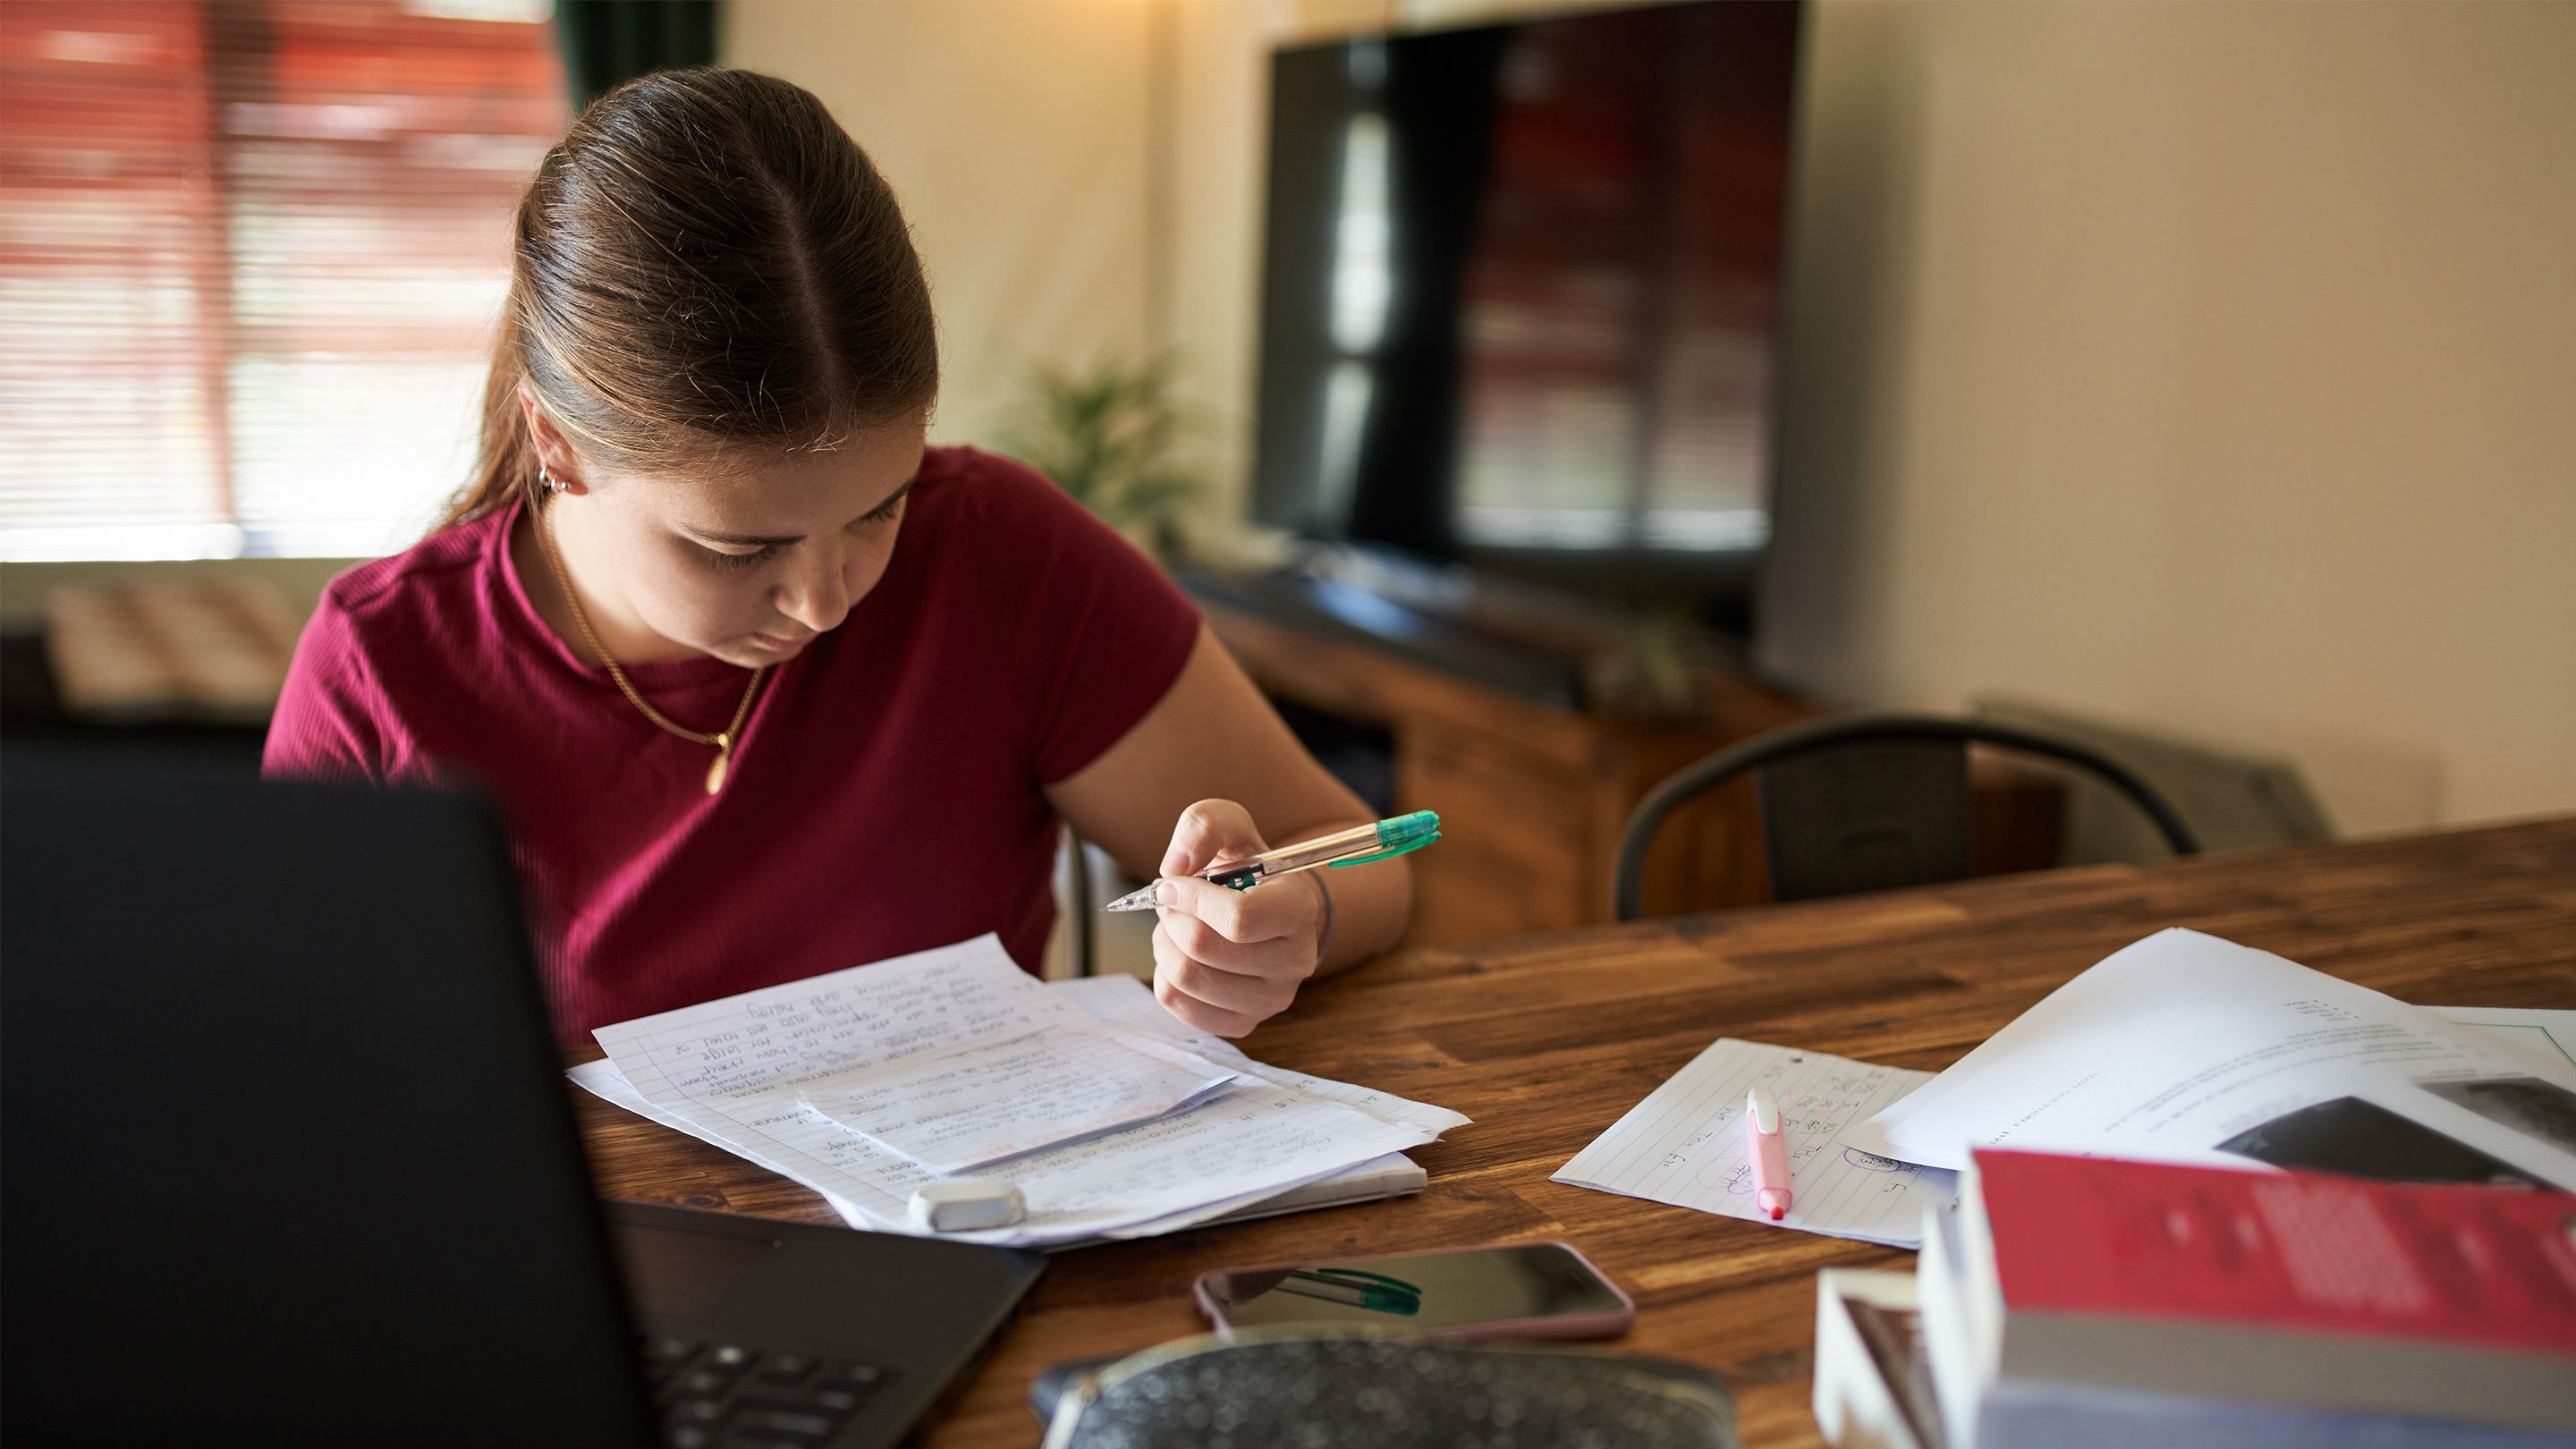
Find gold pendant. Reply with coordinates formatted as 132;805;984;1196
705;733;732;795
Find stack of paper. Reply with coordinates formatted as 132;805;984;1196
572;935;1469;1248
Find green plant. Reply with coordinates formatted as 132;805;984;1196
996;352;1207;546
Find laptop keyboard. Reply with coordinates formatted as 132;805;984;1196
642;1336;891;1448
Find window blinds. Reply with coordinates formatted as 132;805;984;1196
0;0;566;561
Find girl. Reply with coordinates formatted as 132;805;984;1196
263;68;1408;1045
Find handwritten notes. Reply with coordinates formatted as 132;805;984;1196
601;936;1075;1109
580;936;1469;1247
797;1025;1234;1174
1554;1038;1953;1248
1049;972;1471;1140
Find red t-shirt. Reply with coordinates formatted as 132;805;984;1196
263;445;1199;1044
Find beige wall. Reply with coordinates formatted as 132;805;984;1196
1761;0;2576;833
723;0;1160;449
721;0;1391;527
724;0;2576;834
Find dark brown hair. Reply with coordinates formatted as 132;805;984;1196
445;68;937;530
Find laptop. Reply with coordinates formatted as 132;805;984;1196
0;753;1043;1447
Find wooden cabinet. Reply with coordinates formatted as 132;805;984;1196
1199;597;1816;947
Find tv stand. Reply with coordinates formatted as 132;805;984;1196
1179;567;1589;708
1177;563;1816;945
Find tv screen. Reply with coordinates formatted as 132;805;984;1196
1253;0;1803;628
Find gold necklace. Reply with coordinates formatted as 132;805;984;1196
537;498;767;795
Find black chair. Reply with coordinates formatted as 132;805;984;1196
1613;711;2201;921
1063;826;1097;978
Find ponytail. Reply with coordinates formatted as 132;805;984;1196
435;68;938;536
444;300;541;531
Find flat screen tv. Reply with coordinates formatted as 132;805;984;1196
1252;0;1803;636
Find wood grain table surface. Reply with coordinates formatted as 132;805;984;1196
575;817;2576;1448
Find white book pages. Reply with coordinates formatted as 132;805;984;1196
2428;1005;2576;1075
1812;1268;1933;1449
1841;929;2576;1189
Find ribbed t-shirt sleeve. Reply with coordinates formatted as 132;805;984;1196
968;453;1202;785
262;589;387;782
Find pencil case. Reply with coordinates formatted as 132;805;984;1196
1036;1326;1741;1449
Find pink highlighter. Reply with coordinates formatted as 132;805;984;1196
1746;1087;1792;1221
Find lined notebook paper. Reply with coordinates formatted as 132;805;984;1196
578;936;1467;1248
1554;1038;1955;1248
796;1024;1235;1174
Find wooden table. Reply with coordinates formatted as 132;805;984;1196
576;818;2576;1448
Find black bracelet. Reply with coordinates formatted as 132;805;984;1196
1311;872;1336;970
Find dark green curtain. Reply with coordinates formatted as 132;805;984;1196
554;0;718;114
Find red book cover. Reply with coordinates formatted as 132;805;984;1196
1973;1148;2576;1359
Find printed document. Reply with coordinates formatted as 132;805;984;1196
1554;1039;1955;1248
1840;929;2576;1190
2430;1005;2576;1075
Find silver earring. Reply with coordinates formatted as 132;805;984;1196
539;462;565;496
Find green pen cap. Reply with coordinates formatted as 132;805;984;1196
1376;810;1440;849
1328;810;1442;869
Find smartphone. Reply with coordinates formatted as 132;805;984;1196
1192;1241;1634;1342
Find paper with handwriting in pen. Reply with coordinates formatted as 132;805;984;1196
1555;1038;1953;1249
588;935;1466;1246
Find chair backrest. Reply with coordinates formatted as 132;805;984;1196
1062;824;1097;978
1613;712;2201;921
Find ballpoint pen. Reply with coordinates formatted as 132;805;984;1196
1746;1086;1792;1220
1104;810;1441;911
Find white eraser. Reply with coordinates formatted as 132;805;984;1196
909;1179;1025;1233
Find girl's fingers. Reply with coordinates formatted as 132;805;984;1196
1150;924;1271;1037
1161;799;1267;878
1155;906;1309;978
1154;872;1269;943
1154;869;1325;948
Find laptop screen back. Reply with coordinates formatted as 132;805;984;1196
2;757;652;1446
